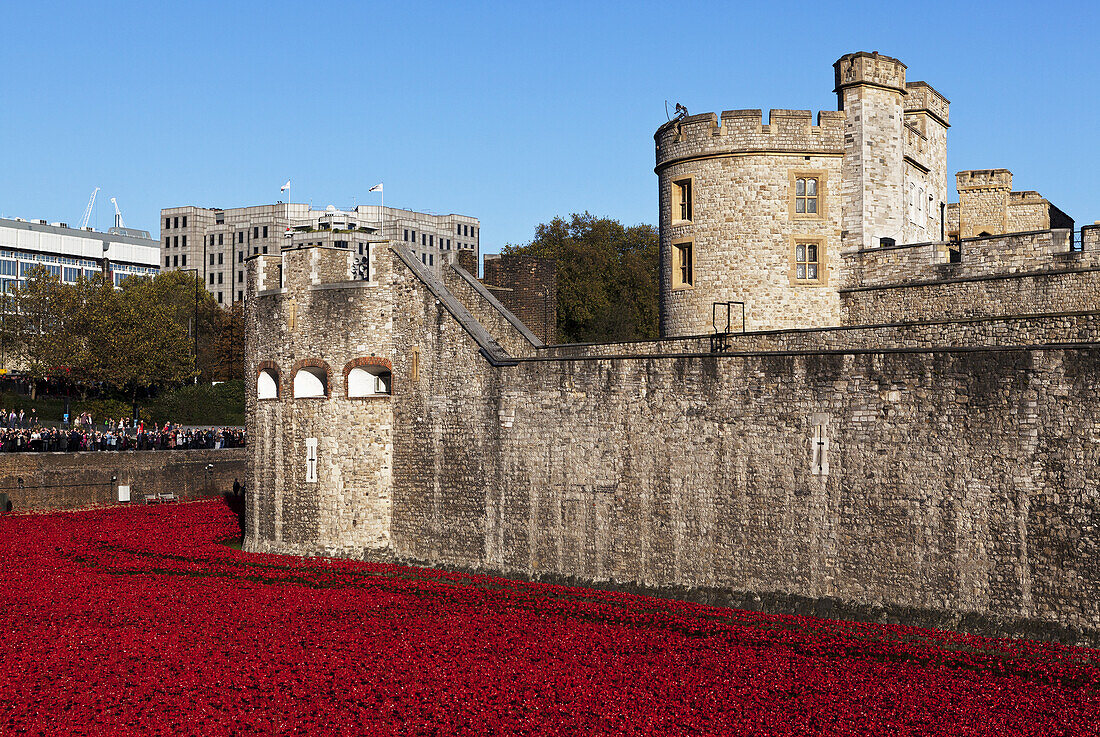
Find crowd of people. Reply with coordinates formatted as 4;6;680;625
0;410;245;453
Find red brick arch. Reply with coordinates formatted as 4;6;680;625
290;358;332;398
343;356;393;398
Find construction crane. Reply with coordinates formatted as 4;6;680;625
110;197;125;229
79;187;100;229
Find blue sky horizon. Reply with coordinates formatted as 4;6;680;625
2;1;1097;253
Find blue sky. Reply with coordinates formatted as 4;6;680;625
1;1;1097;253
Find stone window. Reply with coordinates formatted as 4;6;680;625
165;217;171;229
218;233;224;246
182;216;187;228
673;178;693;222
789;171;827;220
173;217;179;228
293;366;328;398
672;239;693;289
795;178;818;214
209;254;215;266
165;256;170;267
257;367;279;399
347;366;392;397
181;255;186;266
263;226;268;238
790;237;826;285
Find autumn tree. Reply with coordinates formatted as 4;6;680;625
501;213;659;343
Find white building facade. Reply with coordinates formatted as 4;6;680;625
0;217;160;293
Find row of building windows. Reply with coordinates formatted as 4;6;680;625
402;229;477;250
165;235;188;248
456;224;477;238
165;216;188;229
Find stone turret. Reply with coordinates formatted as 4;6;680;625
835;52;909;252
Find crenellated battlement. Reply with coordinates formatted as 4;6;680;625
957;169;1013;191
655;108;845;170
834;51;907;96
904;82;950;126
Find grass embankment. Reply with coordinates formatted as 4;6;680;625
0;379;244;426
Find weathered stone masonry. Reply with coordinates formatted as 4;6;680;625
246;242;1100;643
245;50;1100;644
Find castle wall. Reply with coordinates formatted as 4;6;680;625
246;246;1100;641
902;82;950;244
384;264;1100;635
840;230;1100;324
482;255;558;345
245;246;395;557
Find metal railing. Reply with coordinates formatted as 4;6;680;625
710;301;746;353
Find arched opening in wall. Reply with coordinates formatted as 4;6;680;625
978;231;993;237
347;366;392;397
293;367;328;398
257;368;279;400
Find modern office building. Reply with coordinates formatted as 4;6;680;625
160;203;479;305
0;217;160;293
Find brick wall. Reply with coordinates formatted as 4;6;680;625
481;255;557;344
0;448;245;512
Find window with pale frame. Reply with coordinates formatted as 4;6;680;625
673;241;693;288
794;242;820;281
795;177;818;215
673;179;693;222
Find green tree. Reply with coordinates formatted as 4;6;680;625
3;266;75;396
101;276;195;411
502;212;659;343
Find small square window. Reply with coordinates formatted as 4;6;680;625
793;240;824;283
794;177;819;215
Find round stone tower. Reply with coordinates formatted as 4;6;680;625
655;107;846;337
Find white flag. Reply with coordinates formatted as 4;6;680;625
280;180;291;191
368;183;383;193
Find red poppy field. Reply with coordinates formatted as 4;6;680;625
1;499;1098;735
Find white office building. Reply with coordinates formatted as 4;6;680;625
0;217;160;293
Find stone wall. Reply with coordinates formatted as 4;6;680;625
957;169;1012;238
482;255;557;345
245;246;396;557
657;142;843;335
844;230;1093;289
384;264;1100;639
245;246;1100;643
0;448;244;512
841;269;1100;325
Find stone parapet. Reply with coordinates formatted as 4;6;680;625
655;109;846;171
